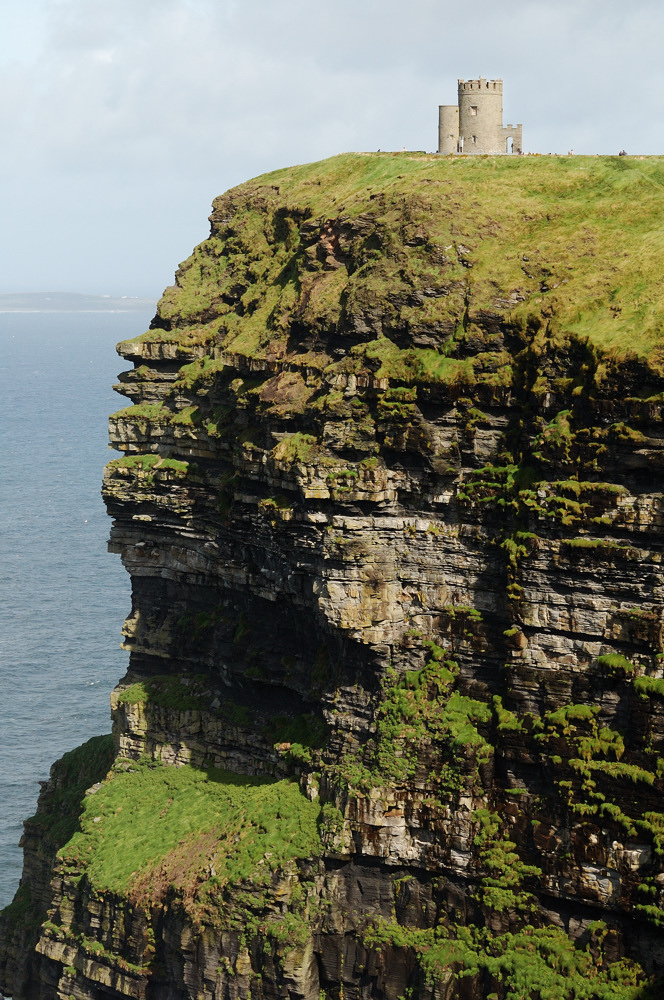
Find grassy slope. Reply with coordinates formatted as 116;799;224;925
145;152;664;364
264;152;664;358
60;763;321;903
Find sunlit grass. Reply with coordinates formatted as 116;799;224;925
60;762;321;897
235;153;664;359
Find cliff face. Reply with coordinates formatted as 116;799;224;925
4;152;664;1000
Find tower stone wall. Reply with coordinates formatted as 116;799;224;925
438;105;459;155
458;78;504;154
437;77;522;155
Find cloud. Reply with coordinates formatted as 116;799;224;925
4;0;663;175
1;0;663;293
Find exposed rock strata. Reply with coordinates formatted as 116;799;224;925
3;153;664;999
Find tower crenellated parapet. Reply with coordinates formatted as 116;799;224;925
458;77;503;94
437;77;522;155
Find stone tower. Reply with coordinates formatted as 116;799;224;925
438;78;522;155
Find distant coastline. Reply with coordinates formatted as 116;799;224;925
0;292;157;313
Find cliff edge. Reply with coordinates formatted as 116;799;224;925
3;152;664;999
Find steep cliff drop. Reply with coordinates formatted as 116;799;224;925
3;152;664;1000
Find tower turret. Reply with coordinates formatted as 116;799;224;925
438;105;459;155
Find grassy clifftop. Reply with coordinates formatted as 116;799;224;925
138;152;664;368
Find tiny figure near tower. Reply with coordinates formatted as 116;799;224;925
438;78;522;155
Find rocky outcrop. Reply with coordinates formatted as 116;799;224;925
3;152;664;999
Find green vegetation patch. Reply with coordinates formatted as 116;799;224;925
271;432;319;464
529;699;664;867
115;675;300;732
374;652;492;783
363;917;649;1000
60;762;322;898
362;337;476;385
116;675;204;711
473;808;541;915
109;402;170;422
597;653;636;677
172;355;228;391
634;675;664;699
107;454;190;477
561;537;636;558
332;643;493;792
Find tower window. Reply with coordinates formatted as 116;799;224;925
472;136;477;143
470;106;478;116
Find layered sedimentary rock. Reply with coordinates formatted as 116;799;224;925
3;152;664;999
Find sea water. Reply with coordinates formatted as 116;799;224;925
0;310;154;909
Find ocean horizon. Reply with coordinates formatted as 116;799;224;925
0;292;157;314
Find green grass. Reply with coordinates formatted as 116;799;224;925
109;402;169;421
59;762;321;897
527;696;664;873
363;917;650;1000
271;432;319;463
634;675;664;699
331;645;493;791
597;653;636;676
362;337;476;385
562;537;633;556
107;454;190;475
116;676;203;711
131;153;664;365
108;404;200;432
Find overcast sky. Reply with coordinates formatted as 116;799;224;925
1;0;662;298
